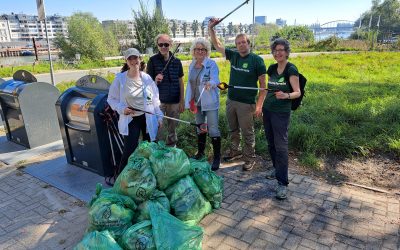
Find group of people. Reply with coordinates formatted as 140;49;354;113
107;18;301;200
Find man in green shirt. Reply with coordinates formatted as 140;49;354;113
208;18;267;171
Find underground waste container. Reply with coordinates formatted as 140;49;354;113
0;70;60;148
56;75;120;177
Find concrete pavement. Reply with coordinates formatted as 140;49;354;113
0;144;399;249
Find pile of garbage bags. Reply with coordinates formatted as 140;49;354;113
74;141;224;250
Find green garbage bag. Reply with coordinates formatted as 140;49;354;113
74;230;123;250
149;147;191;190
113;157;157;203
136;190;170;222
165;176;212;225
149;203;203;250
192;169;223;209
88;185;136;239
130;141;161;160
189;158;211;174
119;220;156;250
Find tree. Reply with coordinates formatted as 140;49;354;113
104;22;133;51
227;22;233;36
354;0;400;42
54;12;119;60
238;23;243;33
192;20;199;37
273;26;314;42
132;0;170;53
183;22;187;38
201;21;206;37
171;20;177;38
254;23;280;49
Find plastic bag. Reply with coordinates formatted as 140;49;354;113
189;158;211;174
88;185;136;239
165;176;212;225
136;190;170;222
192;169;223;209
149;203;203;250
130;141;161;159
149;147;191;190
113;157;157;203
119;220;156;250
74;230;123;250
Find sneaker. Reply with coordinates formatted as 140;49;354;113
242;160;255;171
223;150;242;162
275;185;287;200
265;169;276;179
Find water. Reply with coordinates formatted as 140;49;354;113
0;55;58;66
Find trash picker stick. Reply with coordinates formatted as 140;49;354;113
215;0;250;25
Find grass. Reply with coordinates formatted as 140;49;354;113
177;52;400;165
54;51;400;166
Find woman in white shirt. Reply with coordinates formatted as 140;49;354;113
107;48;163;172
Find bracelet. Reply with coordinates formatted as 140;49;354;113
288;93;291;99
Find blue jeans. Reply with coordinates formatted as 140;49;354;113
195;108;220;137
262;108;290;186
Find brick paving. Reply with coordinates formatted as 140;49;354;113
0;157;399;249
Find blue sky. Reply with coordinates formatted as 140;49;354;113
1;0;372;25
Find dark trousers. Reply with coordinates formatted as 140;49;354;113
119;114;150;172
262;108;291;186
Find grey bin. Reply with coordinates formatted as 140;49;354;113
0;70;61;148
56;75;120;177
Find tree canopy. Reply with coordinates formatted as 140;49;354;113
132;0;170;53
355;0;400;40
54;12;119;60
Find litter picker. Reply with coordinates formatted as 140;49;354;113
214;0;250;25
127;106;208;133
217;82;272;91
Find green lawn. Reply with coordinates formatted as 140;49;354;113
54;51;400;167
179;52;400;166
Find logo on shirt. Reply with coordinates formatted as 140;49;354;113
242;63;248;69
278;77;285;83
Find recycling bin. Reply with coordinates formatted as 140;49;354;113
56;75;120;177
0;70;60;148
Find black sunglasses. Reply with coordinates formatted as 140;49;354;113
158;43;170;48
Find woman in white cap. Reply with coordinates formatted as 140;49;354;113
107;48;163;173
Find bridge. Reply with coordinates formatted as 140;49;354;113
310;20;356;41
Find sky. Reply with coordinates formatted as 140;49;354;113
1;0;373;25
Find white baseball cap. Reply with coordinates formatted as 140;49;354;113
123;48;141;59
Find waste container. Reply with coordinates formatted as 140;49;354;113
0;70;60;148
55;75;120;177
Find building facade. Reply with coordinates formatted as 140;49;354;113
255;16;267;25
0;13;68;42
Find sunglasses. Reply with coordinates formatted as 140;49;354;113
158;43;170;48
194;48;207;52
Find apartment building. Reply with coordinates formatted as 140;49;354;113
0;18;11;42
0;13;68;42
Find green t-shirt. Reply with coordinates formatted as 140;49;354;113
263;62;299;112
225;49;267;104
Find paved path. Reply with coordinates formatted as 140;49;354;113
0;152;399;250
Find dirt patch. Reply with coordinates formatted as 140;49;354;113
248;152;400;195
291;154;400;195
